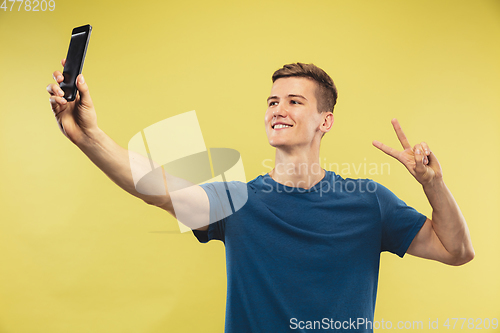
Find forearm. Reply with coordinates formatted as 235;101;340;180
77;128;170;207
423;178;474;262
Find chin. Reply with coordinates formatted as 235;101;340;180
268;140;280;148
268;140;289;149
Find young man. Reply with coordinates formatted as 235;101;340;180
47;62;474;332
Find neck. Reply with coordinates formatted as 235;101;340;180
269;146;324;189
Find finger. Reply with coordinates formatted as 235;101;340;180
420;141;430;165
49;95;67;115
372;140;400;159
426;150;440;168
75;74;93;106
46;83;65;97
61;58;66;67
52;71;64;83
420;141;430;156
413;144;426;173
412;143;429;165
391;118;411;150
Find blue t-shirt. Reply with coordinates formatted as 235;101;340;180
193;171;426;332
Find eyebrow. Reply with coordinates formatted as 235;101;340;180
267;94;308;102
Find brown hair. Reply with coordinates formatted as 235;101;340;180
272;63;338;113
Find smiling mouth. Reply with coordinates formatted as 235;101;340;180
273;124;293;129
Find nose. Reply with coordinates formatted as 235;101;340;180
272;102;288;118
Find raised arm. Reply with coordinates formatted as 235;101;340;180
373;119;474;266
46;60;209;231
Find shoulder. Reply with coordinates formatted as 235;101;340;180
246;173;275;193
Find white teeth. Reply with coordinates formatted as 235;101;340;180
274;124;291;129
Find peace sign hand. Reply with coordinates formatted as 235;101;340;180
372;119;443;186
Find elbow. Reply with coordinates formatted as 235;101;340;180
451;248;475;266
462;248;475;265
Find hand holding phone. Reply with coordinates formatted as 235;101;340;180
47;24;97;145
60;24;92;101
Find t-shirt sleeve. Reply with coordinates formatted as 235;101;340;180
375;182;427;257
192;219;225;243
191;182;228;243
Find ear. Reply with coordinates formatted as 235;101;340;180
320;112;334;134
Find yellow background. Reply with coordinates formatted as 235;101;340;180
1;0;499;332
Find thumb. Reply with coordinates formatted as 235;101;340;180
75;74;93;107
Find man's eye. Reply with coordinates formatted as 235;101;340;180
291;100;300;105
269;101;278;106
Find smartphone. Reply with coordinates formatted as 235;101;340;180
60;24;92;101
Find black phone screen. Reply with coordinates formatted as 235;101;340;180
60;24;92;101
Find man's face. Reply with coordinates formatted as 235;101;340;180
265;77;330;150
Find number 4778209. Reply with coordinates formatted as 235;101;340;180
0;0;55;11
